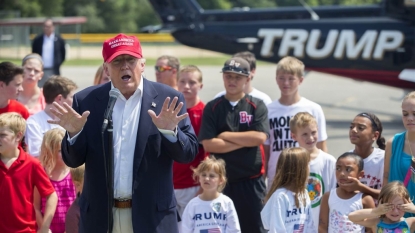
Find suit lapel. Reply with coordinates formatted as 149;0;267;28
133;79;158;189
95;84;111;160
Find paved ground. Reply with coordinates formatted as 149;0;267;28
62;64;406;158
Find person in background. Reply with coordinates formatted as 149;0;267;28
93;65;110;85
384;91;415;217
0;62;29;119
155;55;180;90
18;53;46;115
214;51;272;105
66;164;85;233
181;156;241;233
261;147;316;233
35;128;76;233
174;65;207;232
0;112;57;233
32;18;66;87
25;76;77;157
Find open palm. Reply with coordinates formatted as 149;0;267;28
47;102;90;136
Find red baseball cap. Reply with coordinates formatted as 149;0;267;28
102;34;143;63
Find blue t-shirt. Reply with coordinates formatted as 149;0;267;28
376;218;410;232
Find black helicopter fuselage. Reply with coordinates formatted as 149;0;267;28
149;0;415;89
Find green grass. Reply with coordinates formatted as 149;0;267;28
0;56;273;66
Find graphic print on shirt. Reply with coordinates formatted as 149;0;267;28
269;116;298;152
192;201;224;231
329;209;361;232
293;224;305;233
361;174;382;190
377;226;409;233
239;111;253;126
307;173;324;208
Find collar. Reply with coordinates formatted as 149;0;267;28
44;33;55;39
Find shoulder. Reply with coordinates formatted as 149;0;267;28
33;34;43;41
318;150;336;162
244;95;266;109
362;193;375;207
300;97;323;110
205;97;225;111
74;83;109;102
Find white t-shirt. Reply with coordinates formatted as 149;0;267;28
328;189;364;233
308;150;337;232
264;97;328;183
25;110;63;157
349;148;385;190
261;188;316;233
182;194;241;233
214;88;272;105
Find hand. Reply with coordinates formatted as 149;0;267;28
398;202;415;213
337;176;362;192
47;102;90;137
374;203;394;215
148;97;188;131
37;228;52;233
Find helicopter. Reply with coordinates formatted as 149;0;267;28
147;0;415;89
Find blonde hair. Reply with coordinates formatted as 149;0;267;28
276;56;305;78
39;128;65;176
179;65;203;83
0;112;26;136
93;65;104;85
378;181;411;218
22;53;44;69
289;112;318;134
70;164;85;183
265;147;310;207
192;156;227;192
403;91;415;103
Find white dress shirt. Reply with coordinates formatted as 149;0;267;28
42;33;55;68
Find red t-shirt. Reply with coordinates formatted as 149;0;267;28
0;99;30;120
173;101;208;189
0;147;55;233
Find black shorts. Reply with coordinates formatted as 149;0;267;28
223;176;267;233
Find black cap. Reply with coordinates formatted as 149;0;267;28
221;57;250;77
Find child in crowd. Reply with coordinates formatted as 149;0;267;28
349;181;415;232
66;164;85;233
264;56;327;187
93;65;110;85
35;128;76;233
261;147;316;233
348;112;385;199
290;112;336;232
319;152;376;232
0;62;29;119
174;65;207;227
181;156;241;233
25;75;77;157
0;112;57;233
19;53;46;115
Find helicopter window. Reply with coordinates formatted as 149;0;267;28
405;0;415;6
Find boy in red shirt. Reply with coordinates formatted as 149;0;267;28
0;62;29;119
0;112;57;233
174;65;207;230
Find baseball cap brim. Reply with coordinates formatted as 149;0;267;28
221;66;250;77
105;50;142;63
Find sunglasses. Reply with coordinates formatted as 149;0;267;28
155;65;173;72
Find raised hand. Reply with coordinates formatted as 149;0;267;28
398;202;415;213
374;203;395;215
337;176;362;192
147;96;188;131
47;102;90;137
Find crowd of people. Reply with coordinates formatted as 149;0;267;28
0;29;414;233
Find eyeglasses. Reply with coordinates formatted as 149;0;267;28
222;66;249;76
155;65;173;72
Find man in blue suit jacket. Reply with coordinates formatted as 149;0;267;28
49;34;198;233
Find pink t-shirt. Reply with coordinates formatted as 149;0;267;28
42;172;76;233
28;90;46;115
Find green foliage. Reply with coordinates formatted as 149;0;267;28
134;0;161;29
197;0;232;10
38;0;63;16
230;0;276;8
0;0;42;17
75;4;105;33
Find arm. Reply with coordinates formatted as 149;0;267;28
33;188;43;229
317;140;328;152
318;192;330;233
263;144;270;178
217;131;267;147
383;137;393;187
338;177;380;199
181;202;194;233
261;192;287;233
60;36;66;63
349;201;387;229
201;138;243;154
65;202;80;233
226;201;241;233
38;192;58;233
